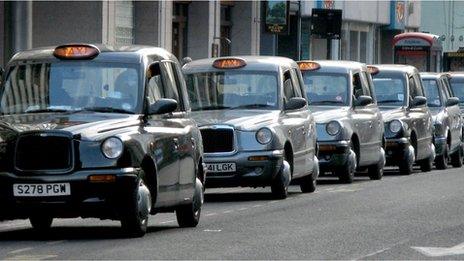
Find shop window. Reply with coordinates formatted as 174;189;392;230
360;32;367;63
349;31;358;61
115;1;134;45
220;4;232;56
172;2;189;59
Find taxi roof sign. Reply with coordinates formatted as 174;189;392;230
212;58;246;69
367;65;379;75
53;44;100;60
297;61;320;71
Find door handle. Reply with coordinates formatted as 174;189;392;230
173;138;179;150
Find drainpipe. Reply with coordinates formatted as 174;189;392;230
11;0;32;53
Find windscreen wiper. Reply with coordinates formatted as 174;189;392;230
81;106;134;114
311;100;344;105
195;105;231;111
25;108;73;113
377;100;402;104
231;104;273;109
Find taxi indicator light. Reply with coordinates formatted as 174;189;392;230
367;66;380;75
89;175;116;183
297;61;321;71
212;58;246;69
53;44;100;60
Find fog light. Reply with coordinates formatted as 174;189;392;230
89;175;116;183
387;150;393;155
324;155;331;161
255;167;263;174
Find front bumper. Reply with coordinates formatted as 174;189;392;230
433;135;447;156
204;150;283;188
317;140;351;171
385;137;412;165
0;168;140;221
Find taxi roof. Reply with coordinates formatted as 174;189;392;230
8;43;178;65
419;72;449;80
369;64;419;75
182;56;298;74
448;72;464;79
299;60;367;74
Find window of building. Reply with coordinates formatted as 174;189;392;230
220;4;232;56
349;31;358;61
115;1;134;45
172;2;189;59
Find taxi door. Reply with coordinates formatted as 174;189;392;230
351;71;379;166
442;76;461;152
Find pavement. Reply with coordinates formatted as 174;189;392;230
0;166;463;260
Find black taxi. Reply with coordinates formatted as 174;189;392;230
420;72;462;169
0;44;205;237
183;56;318;199
369;65;435;174
298;61;385;183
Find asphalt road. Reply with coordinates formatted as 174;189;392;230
0;166;464;260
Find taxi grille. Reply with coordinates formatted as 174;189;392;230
200;128;234;153
15;133;73;172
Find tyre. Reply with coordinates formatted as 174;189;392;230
450;147;463;168
120;179;152;237
336;147;356;184
176;177;204;227
300;156;318;193
399;145;414;175
435;144;449;170
419;155;433;172
29;216;53;232
368;147;385;180
271;159;291;199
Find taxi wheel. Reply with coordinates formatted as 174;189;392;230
300;157;318;193
398;158;413;175
29;216;53;232
176;177;203;227
271;159;291;199
450;147;463;168
419;155;433;172
368;162;383;180
121;180;151;237
435;145;449;170
337;147;356;184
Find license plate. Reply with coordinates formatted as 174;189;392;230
206;163;236;173
13;183;71;197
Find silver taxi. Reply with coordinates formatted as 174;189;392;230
183;56;318;199
420;73;463;169
298;61;385;183
369;65;435;174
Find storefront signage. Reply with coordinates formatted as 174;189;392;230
316;0;335;9
387;1;405;30
265;1;289;34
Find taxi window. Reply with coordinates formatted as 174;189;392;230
422;79;442;107
283;70;296;101
353;72;364;98
449;77;464;102
185;71;278;111
290;69;303;98
441;77;453;99
1;62;141;114
372;72;406;106
302;72;349;105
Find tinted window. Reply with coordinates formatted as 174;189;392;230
353;72;364;98
283;70;296;101
302;71;349;105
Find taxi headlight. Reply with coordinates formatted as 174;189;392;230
326;121;341;136
256;128;273;144
101;137;124;159
389;120;402;134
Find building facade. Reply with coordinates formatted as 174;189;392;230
0;0;421;67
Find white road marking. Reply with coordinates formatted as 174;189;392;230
412;242;464;257
5;254;57;260
238;208;248;211
8;247;34;255
46;240;66;245
203;229;222;232
328;188;359;193
252;204;263;208
159;220;175;224
358;247;392;259
222;210;233;214
205;213;217;217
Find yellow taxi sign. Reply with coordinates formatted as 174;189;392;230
297;61;320;71
53;44;100;60
367;65;380;75
212;58;246;69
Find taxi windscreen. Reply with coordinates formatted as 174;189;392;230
422;79;442;107
0;62;141;114
372;72;407;107
302;72;349;106
186;71;278;111
449;78;464;104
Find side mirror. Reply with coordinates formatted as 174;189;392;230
148;98;178;115
354;95;373;107
446;97;459;107
411;96;427;107
284;97;307;111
